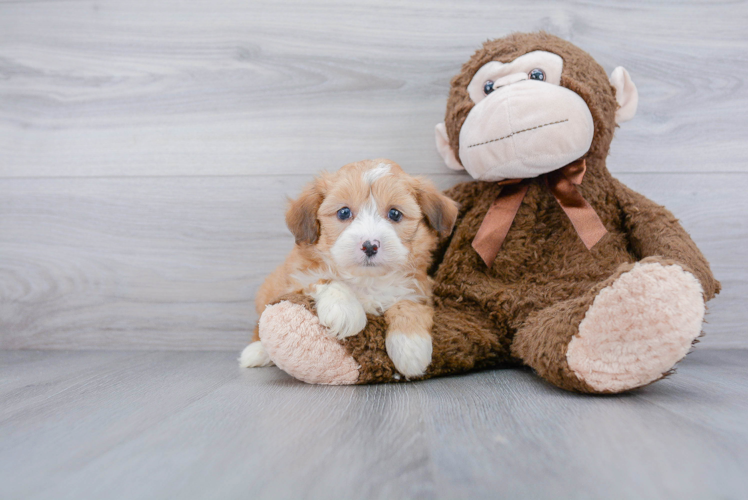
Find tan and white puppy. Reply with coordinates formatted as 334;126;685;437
240;159;458;378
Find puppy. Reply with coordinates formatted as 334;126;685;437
240;159;458;378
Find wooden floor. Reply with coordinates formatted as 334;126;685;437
1;349;747;499
2;1;748;499
1;0;747;350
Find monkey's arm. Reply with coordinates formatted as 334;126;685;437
613;178;720;300
429;181;483;276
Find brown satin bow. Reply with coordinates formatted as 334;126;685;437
472;159;608;267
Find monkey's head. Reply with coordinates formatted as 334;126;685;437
436;32;638;181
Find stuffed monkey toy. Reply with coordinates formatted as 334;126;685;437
252;32;720;393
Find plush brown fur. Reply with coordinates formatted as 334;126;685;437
267;32;720;392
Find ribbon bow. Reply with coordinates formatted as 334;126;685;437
472;159;608;267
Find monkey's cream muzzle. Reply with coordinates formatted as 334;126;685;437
458;79;594;182
435;50;637;180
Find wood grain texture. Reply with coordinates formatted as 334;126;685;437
0;0;747;177
1;349;746;499
1;173;745;350
1;3;745;498
0;0;746;350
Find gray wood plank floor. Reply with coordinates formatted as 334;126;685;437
2;2;747;498
1;349;746;500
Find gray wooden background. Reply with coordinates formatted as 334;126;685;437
1;0;746;351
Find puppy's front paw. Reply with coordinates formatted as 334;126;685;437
313;282;367;339
385;332;432;378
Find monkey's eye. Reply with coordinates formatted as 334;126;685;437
388;208;403;222
528;68;545;81
483;81;495;95
337;207;352;220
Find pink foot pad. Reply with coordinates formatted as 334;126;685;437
567;262;705;392
259;301;360;385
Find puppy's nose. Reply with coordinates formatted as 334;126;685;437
362;240;379;257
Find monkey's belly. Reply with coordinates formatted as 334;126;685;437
435;225;635;328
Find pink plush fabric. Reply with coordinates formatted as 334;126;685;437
567;262;705;392
259;301;360;385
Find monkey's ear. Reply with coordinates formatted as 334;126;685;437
286;179;325;245
417;178;459;237
435;123;464;171
609;67;638;124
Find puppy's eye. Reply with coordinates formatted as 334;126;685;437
337;207;352;220
483;80;495;95
528;68;545;81
388;208;403;222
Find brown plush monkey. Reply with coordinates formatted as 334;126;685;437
251;32;720;393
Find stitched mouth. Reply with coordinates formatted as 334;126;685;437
467;119;569;149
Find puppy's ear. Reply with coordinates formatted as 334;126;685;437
286;178;325;245
416;178;459;237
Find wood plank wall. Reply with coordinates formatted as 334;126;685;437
1;0;746;350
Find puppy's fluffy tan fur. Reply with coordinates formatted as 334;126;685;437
240;159;458;377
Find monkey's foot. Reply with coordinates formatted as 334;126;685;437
259;301;360;385
567;261;705;393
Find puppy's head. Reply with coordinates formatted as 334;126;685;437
286;159;458;275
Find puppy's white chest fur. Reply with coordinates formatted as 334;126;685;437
346;273;425;315
295;270;424;315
